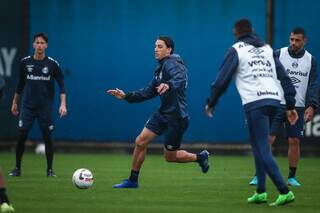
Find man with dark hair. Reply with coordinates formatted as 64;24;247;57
107;36;209;188
234;18;252;34
250;27;318;187
9;32;67;177
205;18;298;206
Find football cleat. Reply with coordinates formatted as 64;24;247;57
247;192;267;204
287;177;301;187
113;179;138;188
47;169;57;177
8;168;20;177
249;176;258;185
198;150;210;173
0;203;14;212
269;191;295;206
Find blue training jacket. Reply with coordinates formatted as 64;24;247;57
207;33;296;112
125;54;189;119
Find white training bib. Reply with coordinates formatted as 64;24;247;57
233;42;281;105
279;47;312;107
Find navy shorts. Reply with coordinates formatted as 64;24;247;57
270;106;305;138
145;112;189;151
18;105;54;134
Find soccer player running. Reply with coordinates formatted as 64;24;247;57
205;19;298;206
9;32;67;177
249;27;318;187
0;76;14;212
107;36;209;188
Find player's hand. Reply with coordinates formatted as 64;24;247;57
11;103;19;116
304;106;314;123
286;109;298;125
205;105;213;118
156;83;169;95
59;104;67;118
106;88;126;99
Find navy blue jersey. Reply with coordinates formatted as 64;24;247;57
125;54;189;118
16;56;65;108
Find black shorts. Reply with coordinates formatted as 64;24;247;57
145;112;189;151
18;105;54;134
270;106;305;138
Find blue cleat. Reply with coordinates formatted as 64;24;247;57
113;179;138;189
249;176;258;185
197;150;210;173
287;177;301;187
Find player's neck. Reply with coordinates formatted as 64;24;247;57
33;53;46;60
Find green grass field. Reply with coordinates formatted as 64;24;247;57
0;152;319;213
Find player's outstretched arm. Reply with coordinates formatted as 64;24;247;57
107;88;126;100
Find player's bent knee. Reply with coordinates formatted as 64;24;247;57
135;136;148;149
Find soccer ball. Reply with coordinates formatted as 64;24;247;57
35;143;45;155
72;168;94;189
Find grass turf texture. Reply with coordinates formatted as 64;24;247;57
0;153;319;213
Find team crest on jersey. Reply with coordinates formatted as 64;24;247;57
18;120;23;127
248;47;264;55
26;65;34;72
292;62;299;68
42;67;49;74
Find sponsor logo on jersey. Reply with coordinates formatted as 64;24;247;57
248;47;264;55
26;65;34;72
286;69;308;77
257;90;279;96
27;74;51;81
248;59;271;67
42;66;49;74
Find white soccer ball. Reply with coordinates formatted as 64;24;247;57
35;143;46;155
72;168;94;189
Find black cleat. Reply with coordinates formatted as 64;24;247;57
47;169;57;177
9;168;21;177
